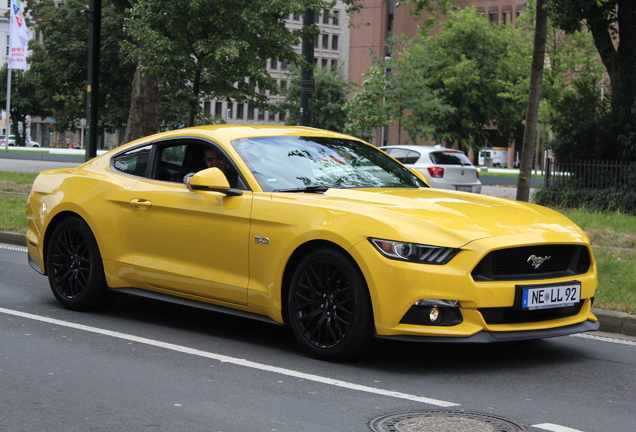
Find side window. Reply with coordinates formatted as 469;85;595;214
112;145;151;177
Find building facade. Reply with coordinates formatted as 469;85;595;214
203;2;351;126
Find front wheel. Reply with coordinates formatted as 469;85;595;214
287;248;375;361
46;217;110;310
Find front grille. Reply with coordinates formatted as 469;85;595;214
472;245;590;282
480;303;583;325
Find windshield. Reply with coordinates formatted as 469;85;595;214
232;136;427;192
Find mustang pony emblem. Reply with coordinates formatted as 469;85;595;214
527;254;551;269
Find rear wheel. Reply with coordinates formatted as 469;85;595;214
287;248;374;361
46;217;110;310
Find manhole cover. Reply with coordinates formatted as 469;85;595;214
369;410;527;432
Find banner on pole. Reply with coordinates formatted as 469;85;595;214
9;0;29;70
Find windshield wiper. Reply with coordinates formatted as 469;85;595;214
272;185;330;193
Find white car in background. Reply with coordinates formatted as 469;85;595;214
380;144;482;193
1;135;40;147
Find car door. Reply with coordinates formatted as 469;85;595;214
119;142;252;305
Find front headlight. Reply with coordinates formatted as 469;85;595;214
369;238;460;265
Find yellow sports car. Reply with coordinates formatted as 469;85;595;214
26;125;599;361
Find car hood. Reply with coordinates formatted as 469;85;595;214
315;188;588;247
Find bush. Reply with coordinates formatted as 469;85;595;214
534;187;636;215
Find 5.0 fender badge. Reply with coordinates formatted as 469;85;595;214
254;236;270;244
527;254;550;269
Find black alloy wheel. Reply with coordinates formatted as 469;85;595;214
46;217;110;310
288;247;374;361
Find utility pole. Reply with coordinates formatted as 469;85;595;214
85;0;101;161
299;8;314;127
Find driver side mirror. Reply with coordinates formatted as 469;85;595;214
190;168;243;196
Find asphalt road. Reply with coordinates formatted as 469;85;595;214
1;244;635;432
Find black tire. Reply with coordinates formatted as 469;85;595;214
46;217;110;311
287;247;375;361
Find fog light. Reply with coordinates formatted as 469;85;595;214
429;306;440;323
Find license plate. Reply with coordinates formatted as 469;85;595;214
456;186;471;192
520;282;581;310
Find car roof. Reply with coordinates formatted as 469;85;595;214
117;125;364;152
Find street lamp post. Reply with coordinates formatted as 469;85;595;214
85;0;101;161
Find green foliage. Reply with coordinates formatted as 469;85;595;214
0;67;50;142
548;0;636;160
345;8;529;148
25;0;135;134
534;187;636;215
123;0;335;127
343;65;394;138
547;75;613;160
280;66;352;132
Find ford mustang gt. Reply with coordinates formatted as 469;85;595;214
26;125;599;360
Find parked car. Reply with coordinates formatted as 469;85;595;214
380;144;482;193
26;125;598;360
1;135;40;147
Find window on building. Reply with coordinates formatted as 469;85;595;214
293;13;300;21
281;60;287;70
321;58;328;68
314;34;319;47
333;11;339;26
247;106;255;120
280;80;287;90
489;12;498;23
226;102;234;119
215;102;223;116
322;34;329;49
258;109;265;121
268;111;276;122
323;10;330;24
237;103;244;120
271;59;278;70
331;35;339;50
503;11;512;24
5;35;9;56
204;101;211;114
331;59;338;72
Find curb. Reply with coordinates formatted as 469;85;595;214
1;230;634;337
0;231;24;246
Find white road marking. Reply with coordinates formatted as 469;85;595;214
533;423;585;432
572;333;636;347
0;307;458;407
0;244;27;253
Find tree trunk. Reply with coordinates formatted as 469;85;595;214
123;63;160;144
516;0;548;202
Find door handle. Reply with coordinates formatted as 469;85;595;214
130;198;152;208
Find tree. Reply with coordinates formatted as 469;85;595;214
0;68;50;144
345;8;528;149
517;0;548;202
280;66;352;132
123;0;338;130
26;0;136;135
344;65;394;139
549;0;636;160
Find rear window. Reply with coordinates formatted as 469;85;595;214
384;148;421;165
430;151;473;166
